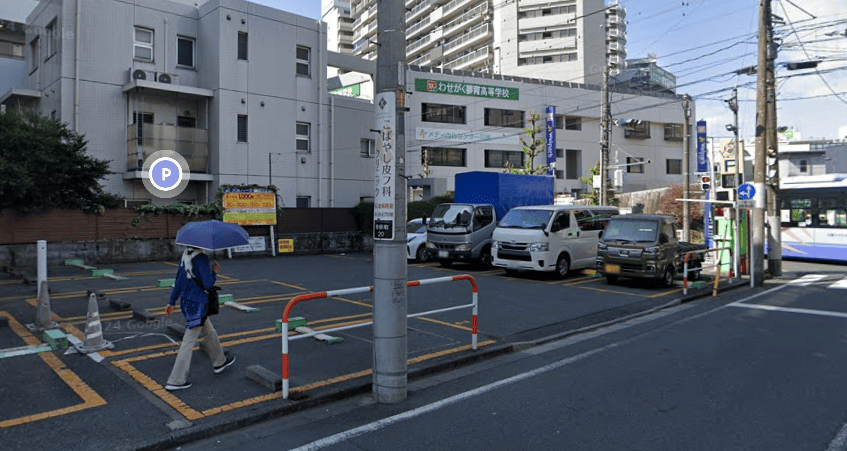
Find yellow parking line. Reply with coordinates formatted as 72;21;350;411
270;281;309;291
577;286;643;296
112;360;204;421
558;277;604;286
414;316;472;331
649;288;682;298
0;312;106;428
332;296;372;309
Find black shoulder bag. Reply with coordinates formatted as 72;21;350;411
191;274;221;316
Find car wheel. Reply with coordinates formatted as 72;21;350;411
416;245;430;263
661;265;675;287
477;246;492;269
605;274;618;284
439;259;453;268
555;254;570;279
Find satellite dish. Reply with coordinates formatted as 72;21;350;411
132;69;147;80
157;73;172;84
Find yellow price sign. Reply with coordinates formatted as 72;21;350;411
278;239;294;253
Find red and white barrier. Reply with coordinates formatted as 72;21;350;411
683;247;733;296
280;274;479;399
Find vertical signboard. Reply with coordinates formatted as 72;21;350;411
373;92;396;240
696;120;709;173
545;106;557;176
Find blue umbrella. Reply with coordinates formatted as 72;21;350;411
175;220;250;251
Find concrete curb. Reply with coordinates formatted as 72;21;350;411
123;278;751;451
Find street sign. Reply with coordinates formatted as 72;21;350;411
737;199;755;209
373;220;393;240
737;183;756;200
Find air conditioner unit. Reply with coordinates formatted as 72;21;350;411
131;69;150;81
155;72;177;84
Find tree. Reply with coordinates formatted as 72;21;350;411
504;111;548;175
659;183;703;229
578;162;619;206
0;111;122;214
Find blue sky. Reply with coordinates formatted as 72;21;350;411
7;0;846;139
263;0;847;141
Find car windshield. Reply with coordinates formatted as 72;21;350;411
498;209;553;229
406;221;426;234
602;219;660;243
430;205;473;227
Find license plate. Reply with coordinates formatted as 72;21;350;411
438;250;448;258
605;264;621;274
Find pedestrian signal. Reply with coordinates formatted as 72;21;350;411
701;176;711;191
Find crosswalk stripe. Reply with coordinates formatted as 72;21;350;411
790;274;827;286
828;278;847;290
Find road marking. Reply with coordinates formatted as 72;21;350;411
414;316;473;331
729;303;847;319
577;286;643;296
289;341;608;451
789;274;827;286
828;278;847;290
0;312;107;428
271;280;309;291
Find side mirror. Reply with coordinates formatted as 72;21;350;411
659;233;669;244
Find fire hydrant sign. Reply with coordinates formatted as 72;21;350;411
223;188;277;225
373;92;396;241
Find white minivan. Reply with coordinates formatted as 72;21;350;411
492;205;619;278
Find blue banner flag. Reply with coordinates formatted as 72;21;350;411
545;107;556;176
696;120;709;173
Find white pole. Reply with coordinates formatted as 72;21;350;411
270;226;276;257
37;240;47;298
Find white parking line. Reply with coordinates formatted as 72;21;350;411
728;303;847;319
789;274;827;286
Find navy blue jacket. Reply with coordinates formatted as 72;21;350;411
168;254;216;328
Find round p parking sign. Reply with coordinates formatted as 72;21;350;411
142;150;191;198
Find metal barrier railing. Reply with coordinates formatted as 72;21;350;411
280;274;479;399
683;247;734;297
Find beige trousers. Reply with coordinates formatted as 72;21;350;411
167;317;226;385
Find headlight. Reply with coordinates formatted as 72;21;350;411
644;246;660;254
426;241;437;249
491;241;499;249
597;242;608;251
529;242;549;252
455;243;471;251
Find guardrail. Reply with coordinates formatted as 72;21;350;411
683;247;734;296
280;274;479;399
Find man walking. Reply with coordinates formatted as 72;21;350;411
164;247;235;391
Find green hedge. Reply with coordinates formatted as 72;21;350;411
350;194;454;234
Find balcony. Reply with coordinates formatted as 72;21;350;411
406;34;432;54
406;0;436;23
442;2;487;40
407;16;432;40
608;41;619;52
607;28;626;41
126;124;208;173
608;55;621;66
410;53;431;67
444;46;490;71
443;23;490;59
440;0;473;21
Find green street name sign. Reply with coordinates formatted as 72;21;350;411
415;78;519;100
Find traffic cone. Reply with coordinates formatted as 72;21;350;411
27;281;58;332
74;293;114;354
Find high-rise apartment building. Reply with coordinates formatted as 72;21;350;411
330;0;623;86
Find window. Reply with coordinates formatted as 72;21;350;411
423;147;465;167
361;139;375;157
556;149;564;158
296;196;311;208
422;103;466;124
817;199;847;228
781;198;812;227
177;116;196;128
566;149;581;179
565;116;581;131
666;159;682;175
237;32;248;60
627;157;645;174
556;170;564;180
625;121;651;139
484;150;524;168
799;160;808;173
664;123;683;142
237;115;248;143
29;36;39;72
50;110;57;121
296;122;310;151
133;112;154;144
177;36;195;67
484;108;524;128
296;46;311;76
45;19;56;59
134;27;154;62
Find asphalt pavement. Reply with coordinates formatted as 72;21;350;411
0;251;747;451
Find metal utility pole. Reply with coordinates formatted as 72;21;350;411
765;12;782;277
682;94;692;242
600;66;611;205
752;0;771;287
372;0;408;403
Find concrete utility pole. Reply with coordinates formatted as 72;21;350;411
727;88;742;281
372;0;408;403
752;0;771;287
765;11;782;277
600;66;611;205
682;94;692;242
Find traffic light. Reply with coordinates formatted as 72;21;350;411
701;176;711;191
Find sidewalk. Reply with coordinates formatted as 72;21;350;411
0;255;750;451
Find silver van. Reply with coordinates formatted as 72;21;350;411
492;205;619;278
